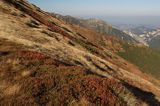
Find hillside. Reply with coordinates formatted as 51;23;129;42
0;0;160;105
118;42;160;79
149;36;160;49
53;14;137;43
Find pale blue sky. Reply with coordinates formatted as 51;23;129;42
28;0;160;26
28;0;160;16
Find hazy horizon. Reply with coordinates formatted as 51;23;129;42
28;0;160;27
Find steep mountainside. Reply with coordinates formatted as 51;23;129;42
52;14;137;43
0;0;160;105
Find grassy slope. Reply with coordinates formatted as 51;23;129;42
118;43;160;79
1;39;160;106
1;0;160;105
0;39;130;106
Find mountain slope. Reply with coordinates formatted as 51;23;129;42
0;0;160;105
53;14;137;43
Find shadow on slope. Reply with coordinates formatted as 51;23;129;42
123;82;160;106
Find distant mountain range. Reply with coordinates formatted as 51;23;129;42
123;26;160;49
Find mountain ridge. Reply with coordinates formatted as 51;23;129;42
52;13;138;43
